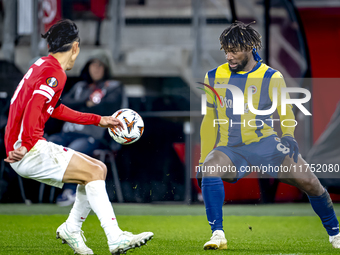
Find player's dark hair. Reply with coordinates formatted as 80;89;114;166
219;21;262;52
41;19;80;54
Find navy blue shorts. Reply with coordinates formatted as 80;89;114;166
214;135;288;181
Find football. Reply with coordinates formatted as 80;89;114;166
108;108;144;145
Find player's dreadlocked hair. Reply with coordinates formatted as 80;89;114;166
219;21;262;52
41;19;79;54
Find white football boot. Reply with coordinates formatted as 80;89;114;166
203;230;228;250
109;231;153;255
56;222;94;254
329;233;340;248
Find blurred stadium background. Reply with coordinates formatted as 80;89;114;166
0;0;340;206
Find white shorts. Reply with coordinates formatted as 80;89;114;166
10;140;75;188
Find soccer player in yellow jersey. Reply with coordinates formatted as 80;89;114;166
198;21;340;250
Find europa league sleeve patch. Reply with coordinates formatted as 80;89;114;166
46;77;58;87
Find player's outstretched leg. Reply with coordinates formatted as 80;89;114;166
309;190;340;248
201;150;235;250
84;179;154;254
63;152;153;254
280;155;340;248
109;231;154;255
56;184;93;254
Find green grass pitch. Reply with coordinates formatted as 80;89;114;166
0;203;340;254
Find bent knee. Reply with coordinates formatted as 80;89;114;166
202;150;235;178
202;162;236;179
297;177;323;196
202;162;222;177
97;160;107;177
88;161;107;182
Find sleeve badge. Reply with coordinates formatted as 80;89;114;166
46;77;58;87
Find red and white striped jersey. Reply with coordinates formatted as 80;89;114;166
5;55;101;155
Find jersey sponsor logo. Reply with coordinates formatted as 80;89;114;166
219;96;251;114
219;95;233;109
46;77;58;87
47;105;54;115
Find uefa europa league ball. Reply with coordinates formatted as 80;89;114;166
108;109;144;145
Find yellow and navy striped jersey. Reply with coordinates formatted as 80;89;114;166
199;62;295;164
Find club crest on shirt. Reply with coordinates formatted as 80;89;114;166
249;85;257;94
46;77;58;87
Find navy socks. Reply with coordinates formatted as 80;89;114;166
202;178;339;237
202;177;225;232
308;190;339;236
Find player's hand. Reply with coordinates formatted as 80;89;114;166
4;146;28;163
281;136;299;163
98;116;124;131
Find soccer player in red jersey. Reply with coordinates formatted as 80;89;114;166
4;20;153;255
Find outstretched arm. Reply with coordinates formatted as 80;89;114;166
52;103;124;131
52;103;101;125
